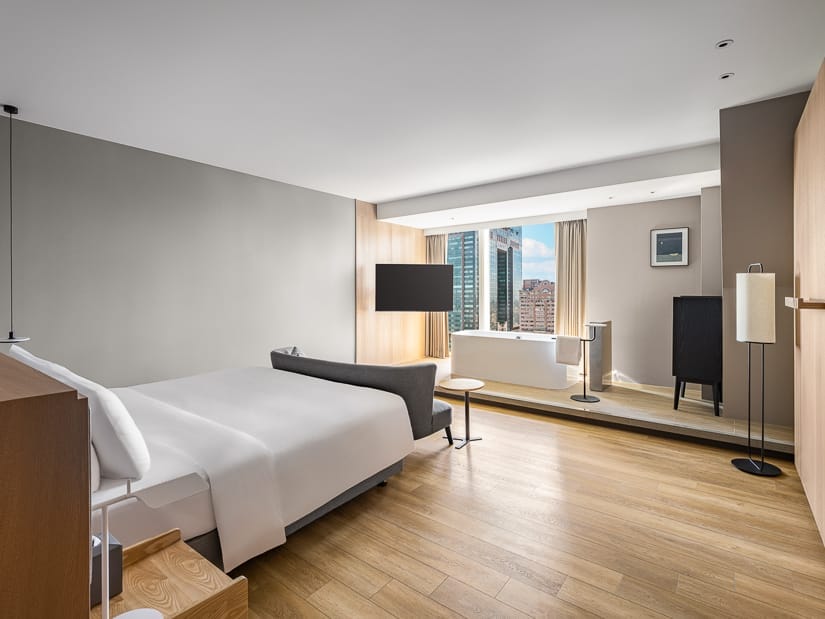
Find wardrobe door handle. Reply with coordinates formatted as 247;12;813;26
785;297;825;310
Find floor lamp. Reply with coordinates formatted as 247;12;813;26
731;263;782;477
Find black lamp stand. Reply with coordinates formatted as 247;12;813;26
571;325;599;404
731;341;781;476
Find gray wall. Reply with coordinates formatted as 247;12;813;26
699;186;723;402
720;91;808;425
0;121;355;387
700;186;722;296
587;197;702;387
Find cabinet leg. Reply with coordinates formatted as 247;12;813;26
673;379;681;410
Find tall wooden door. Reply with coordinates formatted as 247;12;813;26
793;60;825;542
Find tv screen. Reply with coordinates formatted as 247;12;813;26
375;264;454;312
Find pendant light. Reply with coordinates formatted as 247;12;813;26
2;104;29;343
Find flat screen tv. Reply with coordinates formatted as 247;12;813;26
375;264;454;312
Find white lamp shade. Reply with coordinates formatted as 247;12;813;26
736;272;776;343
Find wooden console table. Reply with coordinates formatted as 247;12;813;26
90;529;247;619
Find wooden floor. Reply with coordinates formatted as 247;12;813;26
233;403;825;618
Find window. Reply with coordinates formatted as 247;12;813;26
446;223;555;334
519;223;556;333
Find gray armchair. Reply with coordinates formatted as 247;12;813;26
270;351;453;444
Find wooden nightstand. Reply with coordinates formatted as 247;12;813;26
90;529;247;619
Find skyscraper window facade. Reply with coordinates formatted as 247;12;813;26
489;227;522;331
446;231;479;333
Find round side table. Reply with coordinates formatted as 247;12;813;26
438;378;485;449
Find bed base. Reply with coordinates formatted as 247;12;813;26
186;459;404;570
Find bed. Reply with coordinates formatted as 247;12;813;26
1;340;422;573
95;367;414;570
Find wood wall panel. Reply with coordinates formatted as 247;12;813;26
0;354;90;616
794;60;825;542
355;200;426;364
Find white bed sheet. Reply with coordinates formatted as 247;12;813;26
113;366;414;570
91;442;216;547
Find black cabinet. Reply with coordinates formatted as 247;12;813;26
672;295;722;415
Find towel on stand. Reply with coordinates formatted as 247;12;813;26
555;335;582;366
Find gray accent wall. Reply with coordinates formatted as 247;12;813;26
719;91;808;426
0;121;355;387
587;197;702;388
700;186;722;296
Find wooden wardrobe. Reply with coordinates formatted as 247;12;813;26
0;353;90;617
793;59;825;543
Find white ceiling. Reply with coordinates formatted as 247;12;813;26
0;1;823;203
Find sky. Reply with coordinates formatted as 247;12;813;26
522;223;555;281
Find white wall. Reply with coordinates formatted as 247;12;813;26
0;121;355;387
587;197;702;387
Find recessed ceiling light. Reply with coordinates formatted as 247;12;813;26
719;72;735;80
715;39;734;49
608;196;613;200
650;191;656;194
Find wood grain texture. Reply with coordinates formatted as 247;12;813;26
123;529;181;567
355;200;426;364
234;403;825;617
794;59;825;543
0;353;90;618
91;529;247;618
171;578;248;619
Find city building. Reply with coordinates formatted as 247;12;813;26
519;279;555;333
489;227;522;330
446;231;479;332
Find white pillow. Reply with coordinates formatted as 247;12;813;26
91;443;101;492
9;345;151;480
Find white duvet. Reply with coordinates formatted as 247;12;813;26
113;367;414;570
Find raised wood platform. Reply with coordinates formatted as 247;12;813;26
436;379;794;454
426;358;793;454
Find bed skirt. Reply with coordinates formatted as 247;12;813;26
186;459;404;570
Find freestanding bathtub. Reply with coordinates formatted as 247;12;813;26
451;330;578;390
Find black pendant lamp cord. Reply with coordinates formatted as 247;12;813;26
8;109;13;337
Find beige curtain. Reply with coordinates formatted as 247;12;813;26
425;234;449;358
555;219;587;337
